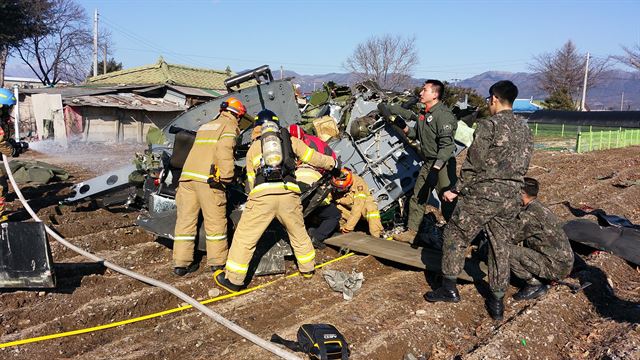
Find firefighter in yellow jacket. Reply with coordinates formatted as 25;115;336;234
0;88;28;222
330;168;383;238
172;97;245;276
214;109;340;292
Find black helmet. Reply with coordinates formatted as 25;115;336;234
254;109;279;126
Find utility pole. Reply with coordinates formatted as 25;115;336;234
12;85;20;139
580;52;590;111
93;9;98;77
103;44;107;75
620;92;624;111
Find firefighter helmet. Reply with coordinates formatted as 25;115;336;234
288;124;305;140
221;97;246;117
254;109;279;126
0;88;17;107
331;168;353;192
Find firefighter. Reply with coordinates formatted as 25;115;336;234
214;109;340;292
172;97;245;276
330;168;384;238
295;164;341;249
0;88;28;222
288;124;336;161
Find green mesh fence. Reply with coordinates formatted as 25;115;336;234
529;123;640;152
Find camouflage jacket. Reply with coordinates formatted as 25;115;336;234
407;101;457;168
513;199;574;267
455;110;533;194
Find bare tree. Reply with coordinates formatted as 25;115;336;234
0;0;51;87
529;40;610;101
14;0;102;85
615;44;640;71
344;34;419;90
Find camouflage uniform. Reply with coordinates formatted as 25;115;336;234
406;101;458;230
510;199;574;282
441;110;533;295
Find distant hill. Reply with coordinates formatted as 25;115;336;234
279;69;640;111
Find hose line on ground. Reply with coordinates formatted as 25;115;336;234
1;154;302;360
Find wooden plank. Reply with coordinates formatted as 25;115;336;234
324;232;487;282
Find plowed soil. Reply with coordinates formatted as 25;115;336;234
1;143;639;360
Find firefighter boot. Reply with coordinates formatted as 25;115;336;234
173;261;200;277
513;278;549;301
300;269;315;280
424;277;460;303
214;269;243;293
393;229;417;243
486;295;504;320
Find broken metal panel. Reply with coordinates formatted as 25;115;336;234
63;164;137;204
162;79;302;147
0;222;56;288
324;232;487;282
330;122;422;211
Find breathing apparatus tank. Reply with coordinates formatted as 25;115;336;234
260;120;284;181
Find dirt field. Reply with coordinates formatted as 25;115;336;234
1;143;639;360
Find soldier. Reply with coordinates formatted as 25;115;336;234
0;88;28;222
425;80;534;321
172;97;245;276
214;109;340;292
330;168;384;238
393;80;458;243
510;177;574;300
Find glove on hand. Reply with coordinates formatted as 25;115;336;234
330;157;342;177
394;116;407;130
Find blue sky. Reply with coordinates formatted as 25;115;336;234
8;0;640;80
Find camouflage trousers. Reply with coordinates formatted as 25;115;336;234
509;244;573;283
407;159;457;232
441;183;521;294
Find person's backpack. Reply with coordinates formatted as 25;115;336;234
271;323;350;360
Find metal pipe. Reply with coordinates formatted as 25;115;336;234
1;154;301;360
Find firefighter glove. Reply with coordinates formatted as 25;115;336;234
330;157;342;177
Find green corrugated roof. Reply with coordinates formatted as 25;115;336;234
87;57;231;91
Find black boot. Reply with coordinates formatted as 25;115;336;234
311;237;326;250
486;296;504;320
213;269;243;293
173;261;200;276
424;277;460;303
513;282;549;301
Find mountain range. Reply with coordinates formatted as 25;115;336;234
281;69;640;111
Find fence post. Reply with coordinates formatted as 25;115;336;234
589;129;593;151
561;123;565;137
534;123;538;136
576;131;582;153
608;130;612;149
599;130;603;150
589;125;593;133
616;129;620;148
